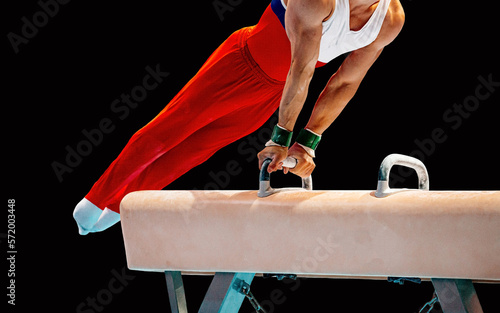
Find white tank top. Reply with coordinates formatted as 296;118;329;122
276;0;392;63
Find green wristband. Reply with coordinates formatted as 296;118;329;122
271;125;293;147
296;128;321;150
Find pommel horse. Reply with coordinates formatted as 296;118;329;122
120;154;500;313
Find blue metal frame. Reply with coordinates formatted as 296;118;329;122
164;271;255;313
165;271;188;313
431;279;484;313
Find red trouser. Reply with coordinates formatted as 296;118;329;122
85;20;288;213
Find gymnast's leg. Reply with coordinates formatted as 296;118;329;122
73;27;285;234
82;75;283;233
104;93;282;215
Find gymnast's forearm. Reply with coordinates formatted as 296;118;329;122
278;0;323;133
278;61;316;132
305;73;360;135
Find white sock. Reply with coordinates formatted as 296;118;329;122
73;198;103;235
91;208;121;233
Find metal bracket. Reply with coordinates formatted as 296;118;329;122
164;271;255;313
387;276;422;285
262;273;297;281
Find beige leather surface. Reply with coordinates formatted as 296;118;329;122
121;189;500;281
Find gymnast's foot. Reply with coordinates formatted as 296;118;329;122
73;198;120;235
92;208;120;233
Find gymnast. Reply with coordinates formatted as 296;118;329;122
73;0;405;234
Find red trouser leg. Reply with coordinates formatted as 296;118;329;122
85;27;285;212
105;93;282;212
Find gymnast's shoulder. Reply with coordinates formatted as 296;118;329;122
372;0;406;50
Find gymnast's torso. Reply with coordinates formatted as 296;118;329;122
247;0;393;81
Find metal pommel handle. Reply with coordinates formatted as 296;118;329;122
375;153;429;198
258;158;313;198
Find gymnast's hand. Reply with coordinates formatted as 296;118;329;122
285;143;315;178
257;146;288;173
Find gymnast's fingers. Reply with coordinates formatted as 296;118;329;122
257;146;288;171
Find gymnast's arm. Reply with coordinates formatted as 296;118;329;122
257;0;332;174
304;4;405;136
286;2;405;177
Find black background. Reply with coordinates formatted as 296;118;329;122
3;0;500;312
